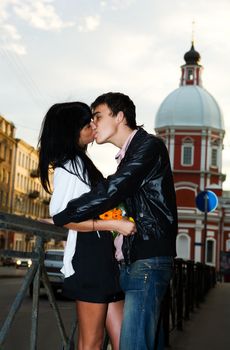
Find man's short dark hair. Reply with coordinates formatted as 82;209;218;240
91;92;137;130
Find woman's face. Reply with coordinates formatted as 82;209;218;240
78;122;95;147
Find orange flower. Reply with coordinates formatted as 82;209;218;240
99;210;114;220
112;208;123;220
99;204;134;239
99;208;123;220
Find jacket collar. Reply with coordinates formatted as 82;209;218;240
118;128;147;166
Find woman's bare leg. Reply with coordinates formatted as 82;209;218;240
76;301;108;350
106;300;124;350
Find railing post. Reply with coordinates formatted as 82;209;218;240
0;262;38;346
195;262;200;307
184;261;193;320
41;266;68;348
176;259;183;330
30;236;44;350
190;261;195;312
0;211;70;349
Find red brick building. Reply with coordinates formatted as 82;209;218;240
154;42;230;270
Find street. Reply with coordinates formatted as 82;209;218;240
0;267;76;350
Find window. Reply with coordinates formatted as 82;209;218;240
22;154;25;168
226;239;230;252
16;173;19;187
181;138;194;166
183;146;192;164
18;152;21;166
20;174;23;189
176;233;190;260
0;142;6;160
206;238;216;265
187;68;194;80
211;148;218;167
9;149;12;163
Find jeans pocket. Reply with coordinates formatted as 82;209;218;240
121;264;149;292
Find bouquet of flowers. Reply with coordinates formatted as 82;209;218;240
99;203;134;238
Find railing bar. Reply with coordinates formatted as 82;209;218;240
41;267;68;347
0;249;39;259
66;319;77;350
0;211;67;240
30;264;41;350
0;262;39;346
0;223;66;240
30;237;43;350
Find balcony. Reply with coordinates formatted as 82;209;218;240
42;198;50;205
28;191;39;199
30;169;39;178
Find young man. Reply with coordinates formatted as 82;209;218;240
54;92;178;350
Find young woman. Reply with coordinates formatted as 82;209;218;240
38;102;135;350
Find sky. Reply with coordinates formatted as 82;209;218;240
1;0;230;188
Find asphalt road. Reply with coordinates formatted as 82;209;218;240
0;267;76;350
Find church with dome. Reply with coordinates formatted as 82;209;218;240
154;42;230;271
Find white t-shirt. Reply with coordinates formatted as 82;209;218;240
49;159;90;278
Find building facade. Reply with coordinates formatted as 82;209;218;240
155;42;230;270
0;115;16;212
0;115;16;251
11;139;50;251
0;115;50;251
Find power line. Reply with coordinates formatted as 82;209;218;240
0;47;50;109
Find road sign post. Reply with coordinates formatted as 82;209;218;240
196;190;218;263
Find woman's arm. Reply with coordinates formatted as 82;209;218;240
50;165;136;236
65;218;136;236
53;136;162;226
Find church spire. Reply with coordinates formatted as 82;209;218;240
180;41;203;87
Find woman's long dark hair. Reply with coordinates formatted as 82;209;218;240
38;102;103;193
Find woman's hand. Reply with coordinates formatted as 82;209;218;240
114;219;136;236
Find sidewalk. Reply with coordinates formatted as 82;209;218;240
169;283;230;350
0;266;26;278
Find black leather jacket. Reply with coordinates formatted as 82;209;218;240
53;128;178;263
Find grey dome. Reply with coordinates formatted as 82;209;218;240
155;85;224;130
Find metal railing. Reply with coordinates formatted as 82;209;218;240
162;258;216;347
0;211;77;350
0;212;217;349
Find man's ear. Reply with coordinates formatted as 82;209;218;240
116;111;125;124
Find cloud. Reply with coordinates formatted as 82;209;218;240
78;15;100;32
100;0;135;10
13;0;74;31
0;0;75;55
0;22;27;55
105;33;155;68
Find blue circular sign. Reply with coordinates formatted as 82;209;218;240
196;190;218;212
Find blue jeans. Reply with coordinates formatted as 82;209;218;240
119;257;173;350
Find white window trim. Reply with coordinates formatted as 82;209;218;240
176;233;191;260
205;237;216;266
210;146;218;168
226;239;230;252
181;142;194;166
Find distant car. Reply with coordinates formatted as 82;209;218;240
44;249;64;293
1;256;15;266
29;249;64;296
16;258;32;269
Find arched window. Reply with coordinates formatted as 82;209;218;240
181;138;194;166
226;239;230;252
176;233;190;260
206;238;216;265
187;68;194;80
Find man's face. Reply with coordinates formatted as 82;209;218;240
92;103;118;144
